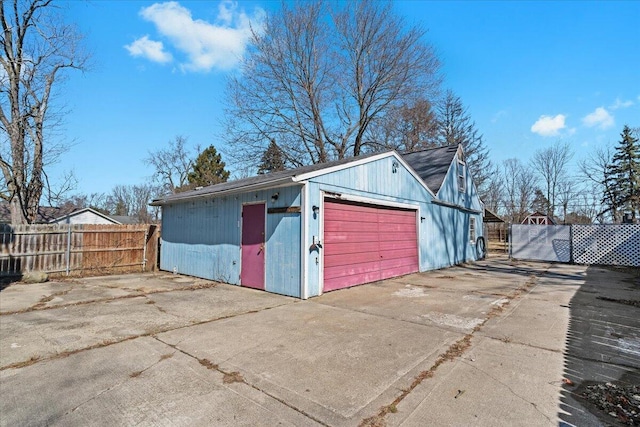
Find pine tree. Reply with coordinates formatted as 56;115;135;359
609;125;640;221
186;145;230;188
436;90;493;196
257;140;287;174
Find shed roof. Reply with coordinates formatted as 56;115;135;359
401;145;459;194
150;146;461;206
151;151;392;205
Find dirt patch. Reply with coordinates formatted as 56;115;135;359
576;381;640;426
198;358;218;370
223;371;244;384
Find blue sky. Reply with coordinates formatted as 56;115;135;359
54;0;639;196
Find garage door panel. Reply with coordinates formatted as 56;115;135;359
325;271;382;291
325;251;380;266
379;240;417;251
380;264;416;280
324;231;381;244
324;242;379;256
323;199;419;292
378;211;415;222
325;220;378;233
325;260;380;279
377;232;416;242
381;248;419;260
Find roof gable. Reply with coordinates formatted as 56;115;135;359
401;145;458;194
49;207;121;224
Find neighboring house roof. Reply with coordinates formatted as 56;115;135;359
483;208;504;223
109;215;140;225
151;151;401;206
0;202;75;224
49;207;119;224
401;145;459;194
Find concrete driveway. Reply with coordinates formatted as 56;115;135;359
1;256;632;426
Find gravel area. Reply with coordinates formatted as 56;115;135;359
580;382;640;426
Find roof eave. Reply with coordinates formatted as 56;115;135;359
150;177;299;206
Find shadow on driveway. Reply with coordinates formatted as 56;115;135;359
559;265;640;426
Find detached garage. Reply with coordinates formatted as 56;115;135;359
152;145;484;299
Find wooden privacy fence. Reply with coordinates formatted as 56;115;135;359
0;224;160;277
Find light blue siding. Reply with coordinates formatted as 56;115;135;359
161;184;302;297
436;153;484;212
161;151;485;299
303;155;483;297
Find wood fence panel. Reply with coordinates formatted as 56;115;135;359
0;224;159;277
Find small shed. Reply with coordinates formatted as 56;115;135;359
522;211;556;225
152;145;485;299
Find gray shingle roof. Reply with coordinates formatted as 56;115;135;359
0;202;75;224
401;145;458;194
150;145;460;206
151;151;390;205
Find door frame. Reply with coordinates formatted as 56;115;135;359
319;191;421;295
240;201;267;289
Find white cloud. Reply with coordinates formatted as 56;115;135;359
125;35;173;63
609;97;633;110
530;114;566;137
136;1;265;73
582;107;614;130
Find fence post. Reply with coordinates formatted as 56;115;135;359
508;223;512;259
65;224;72;275
569;225;574;264
142;226;148;272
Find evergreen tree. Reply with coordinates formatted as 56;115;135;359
257;140;287;174
185;146;230;189
609;125;640;221
530;189;549;214
436;90;493;196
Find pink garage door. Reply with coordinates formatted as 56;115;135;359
323;199;419;292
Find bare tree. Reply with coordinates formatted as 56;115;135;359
0;0;88;223
145;136;195;194
224;0;440;169
502;158;537;223
530;142;573;218
105;183;160;223
578;145;618;222
369;98;438;153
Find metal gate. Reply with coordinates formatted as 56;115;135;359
511;224;640;267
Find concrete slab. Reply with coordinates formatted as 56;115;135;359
158;301;462;426
316;280;498;334
0;272;221;314
480;296;571;352
387;336;563;427
0;284;293;369
0;336;316;427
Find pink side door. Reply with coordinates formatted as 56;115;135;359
241;203;266;290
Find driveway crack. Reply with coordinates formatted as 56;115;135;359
153;336;328;426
